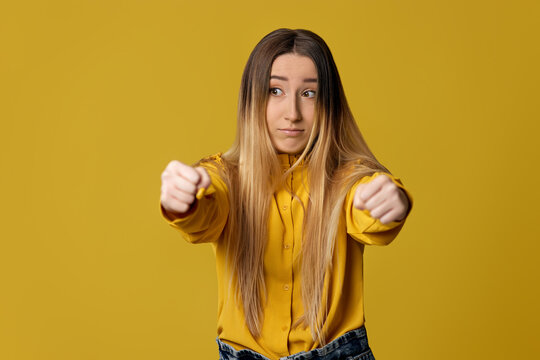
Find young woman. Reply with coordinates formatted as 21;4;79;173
160;28;412;360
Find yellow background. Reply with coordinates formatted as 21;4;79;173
1;1;538;359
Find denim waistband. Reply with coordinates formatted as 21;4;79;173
217;325;374;360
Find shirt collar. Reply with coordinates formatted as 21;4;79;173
278;153;305;169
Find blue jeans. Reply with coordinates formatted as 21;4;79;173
216;326;375;360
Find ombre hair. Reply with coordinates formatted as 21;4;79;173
201;28;390;344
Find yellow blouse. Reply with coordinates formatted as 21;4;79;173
160;153;412;360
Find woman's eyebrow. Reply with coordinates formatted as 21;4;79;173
270;75;318;83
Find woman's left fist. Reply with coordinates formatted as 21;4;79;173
353;174;410;224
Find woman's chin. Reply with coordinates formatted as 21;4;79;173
274;142;308;155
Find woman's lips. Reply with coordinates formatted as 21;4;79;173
279;129;304;136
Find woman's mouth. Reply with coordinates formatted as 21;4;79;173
279;128;304;136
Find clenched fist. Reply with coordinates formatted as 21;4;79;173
353;174;410;224
160;160;211;216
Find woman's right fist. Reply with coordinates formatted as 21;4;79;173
160;160;211;216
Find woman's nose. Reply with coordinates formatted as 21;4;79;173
284;95;302;122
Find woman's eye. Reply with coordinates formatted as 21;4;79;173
269;88;283;96
302;90;316;98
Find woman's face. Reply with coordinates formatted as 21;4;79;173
266;53;317;155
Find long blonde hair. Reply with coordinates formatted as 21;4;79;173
201;28;390;344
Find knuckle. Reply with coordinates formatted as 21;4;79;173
185;182;196;194
160;184;168;195
166;160;179;170
183;167;198;181
383;180;396;190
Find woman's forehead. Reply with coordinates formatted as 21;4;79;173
270;54;317;80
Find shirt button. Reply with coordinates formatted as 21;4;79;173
282;205;288;211
284;244;290;249
283;284;290;291
282;326;288;331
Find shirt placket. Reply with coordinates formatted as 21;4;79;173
275;164;296;354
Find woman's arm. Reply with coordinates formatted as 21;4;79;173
345;172;413;246
160;159;229;244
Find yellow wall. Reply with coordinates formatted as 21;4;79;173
1;1;538;359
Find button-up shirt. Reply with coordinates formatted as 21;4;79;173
161;153;412;359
